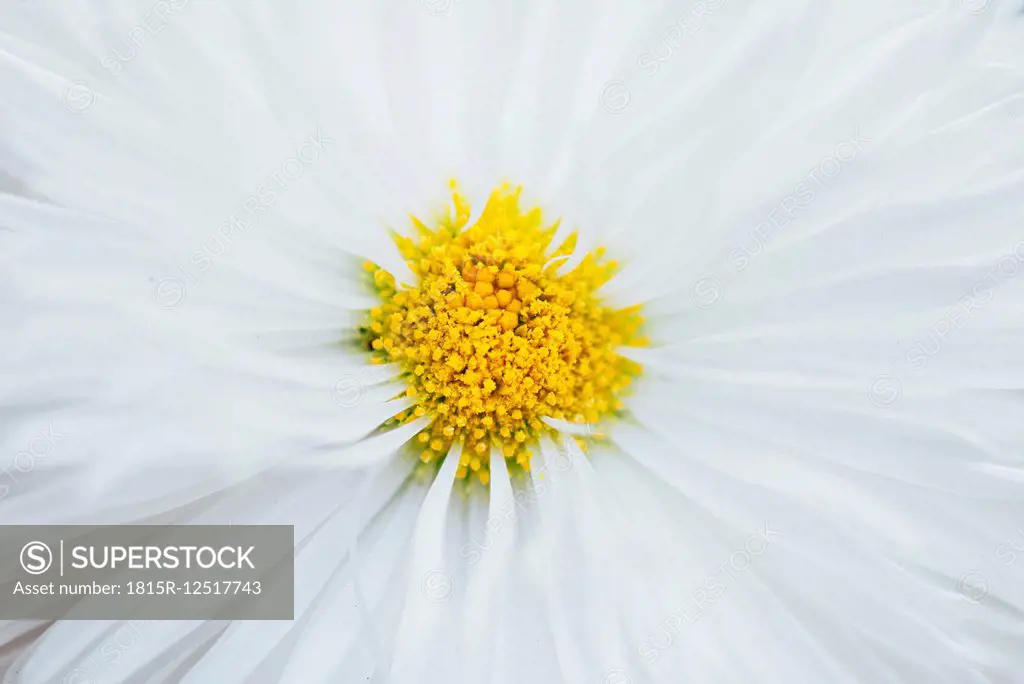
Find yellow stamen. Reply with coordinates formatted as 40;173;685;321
361;182;645;481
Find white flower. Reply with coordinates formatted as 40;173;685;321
2;1;1024;682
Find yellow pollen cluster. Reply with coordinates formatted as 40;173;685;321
360;182;647;485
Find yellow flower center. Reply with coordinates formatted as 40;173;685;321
360;182;646;486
